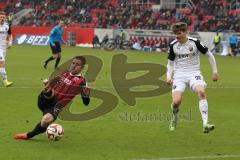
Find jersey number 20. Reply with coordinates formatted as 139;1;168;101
195;75;201;80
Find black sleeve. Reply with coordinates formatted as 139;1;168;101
195;40;208;54
168;44;175;61
8;25;11;35
82;96;90;106
80;78;87;87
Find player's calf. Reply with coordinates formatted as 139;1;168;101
41;113;55;127
169;105;179;131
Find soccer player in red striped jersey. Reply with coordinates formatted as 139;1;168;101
15;56;90;139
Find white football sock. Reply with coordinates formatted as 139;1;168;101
199;99;208;126
0;68;7;81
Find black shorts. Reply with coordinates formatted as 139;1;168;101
50;42;61;54
37;92;62;120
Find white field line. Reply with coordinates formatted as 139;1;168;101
0;86;240;89
132;154;240;160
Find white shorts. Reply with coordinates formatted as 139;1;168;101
0;48;6;61
172;72;206;93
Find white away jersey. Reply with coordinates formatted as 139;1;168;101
168;37;208;74
0;22;11;48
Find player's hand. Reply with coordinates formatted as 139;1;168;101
42;79;51;92
48;76;61;87
43;76;61;91
43;79;49;86
212;73;219;81
82;86;90;97
166;79;173;85
7;42;12;49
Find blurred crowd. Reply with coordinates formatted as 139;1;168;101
2;0;240;32
193;0;240;32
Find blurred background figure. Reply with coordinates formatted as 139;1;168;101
7;12;13;27
44;20;66;69
92;35;100;48
212;31;221;54
220;31;229;56
229;33;238;56
100;34;109;47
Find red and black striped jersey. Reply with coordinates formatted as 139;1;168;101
51;71;86;107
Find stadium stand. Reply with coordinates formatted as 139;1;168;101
1;0;239;32
1;0;239;51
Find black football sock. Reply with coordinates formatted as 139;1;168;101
55;57;61;69
45;56;54;64
27;122;47;139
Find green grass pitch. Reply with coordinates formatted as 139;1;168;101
0;45;240;160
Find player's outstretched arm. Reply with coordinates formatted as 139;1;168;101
42;76;61;92
80;81;90;106
81;87;90;106
206;51;219;81
7;33;12;49
166;60;174;85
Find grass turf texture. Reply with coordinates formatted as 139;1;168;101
0;45;240;160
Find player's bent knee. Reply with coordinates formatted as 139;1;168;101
42;113;54;125
0;61;5;67
53;55;58;59
197;90;206;99
172;99;182;108
172;99;181;108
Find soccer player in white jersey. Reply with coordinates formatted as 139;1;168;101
166;22;219;133
0;11;13;87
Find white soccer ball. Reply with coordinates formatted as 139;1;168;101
46;123;64;141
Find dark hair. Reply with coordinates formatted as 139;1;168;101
172;22;187;33
73;56;86;66
0;11;5;15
